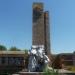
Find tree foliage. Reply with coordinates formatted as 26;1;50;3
9;47;21;51
24;49;28;54
0;45;7;51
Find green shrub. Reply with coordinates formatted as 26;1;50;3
67;66;75;72
43;67;58;75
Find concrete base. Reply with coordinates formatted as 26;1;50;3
19;72;43;75
12;72;75;75
12;69;75;75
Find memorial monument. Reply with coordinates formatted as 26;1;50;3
28;3;51;72
32;3;51;55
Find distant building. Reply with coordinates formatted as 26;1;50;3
0;51;27;74
32;3;51;55
59;52;75;66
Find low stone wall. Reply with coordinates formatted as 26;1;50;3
17;72;75;75
19;72;43;75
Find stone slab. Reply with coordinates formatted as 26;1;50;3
19;72;43;75
12;72;75;75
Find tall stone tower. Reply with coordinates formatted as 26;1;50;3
32;3;50;55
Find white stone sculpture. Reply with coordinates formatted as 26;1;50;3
28;45;50;72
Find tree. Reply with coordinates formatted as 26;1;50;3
0;45;7;51
52;54;62;69
24;49;28;54
9;47;21;51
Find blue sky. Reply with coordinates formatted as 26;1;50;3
0;0;75;54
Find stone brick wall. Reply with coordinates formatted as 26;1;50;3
32;3;51;55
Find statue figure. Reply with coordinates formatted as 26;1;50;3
28;45;50;72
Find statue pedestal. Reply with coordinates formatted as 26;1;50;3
17;69;75;75
19;72;44;75
12;71;75;75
